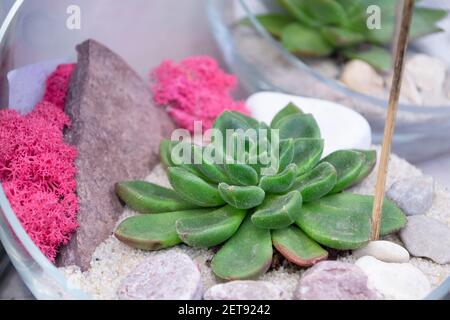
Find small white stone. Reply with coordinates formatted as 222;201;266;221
386;72;423;105
204;281;287;300
406;54;446;95
305;58;340;79
355;256;431;300
7;59;69;114
353;240;410;263
340;60;385;97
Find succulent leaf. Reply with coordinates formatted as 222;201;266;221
259;163;297;194
281;23;334;57
270;102;303;128
218;183;265;209
272;225;328;266
277;138;295;173
292;138;324;175
115;181;200;214
114;209;211;250
251;190;302;229
321;26;365;47
223;162;259;186
176;205;246;247
213;111;259;137
291;162;337;202
212;216;273;280
277;0;319;27
321;150;364;193
409;8;447;39
351;149;377;185
302;0;348;26
168;167;225;207
251;13;296;38
296;193;406;249
343;46;392;71
257;0;448;69
159;139;174;168
192;144;232;184
273;113;321;140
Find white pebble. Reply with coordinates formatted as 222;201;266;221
7;59;69;114
355;256;431;300
406;54;446;95
340;60;385;97
353;240;409;263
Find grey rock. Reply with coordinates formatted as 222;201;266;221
204;281;287;300
400;215;450;264
387;176;434;216
118;252;202;300
294;261;380;300
57;39;175;270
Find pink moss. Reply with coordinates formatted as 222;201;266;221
43;63;75;110
150;56;249;132
0;64;78;262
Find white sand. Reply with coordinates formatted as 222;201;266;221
61;147;450;299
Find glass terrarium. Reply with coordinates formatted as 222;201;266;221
207;0;450;162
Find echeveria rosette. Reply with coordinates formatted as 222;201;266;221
114;104;406;280
245;0;448;71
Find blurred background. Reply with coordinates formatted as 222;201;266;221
0;0;449;299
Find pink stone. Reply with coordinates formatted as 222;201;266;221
294;261;381;300
118;251;202;300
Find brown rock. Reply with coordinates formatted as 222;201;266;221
57;39;174;270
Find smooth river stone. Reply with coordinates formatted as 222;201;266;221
117;252;202;300
294;261;380;300
353;240;410;263
386;176;434;216
355;256;431;300
204;281;287;300
400;215;450;264
7;58;69;113
57;39;175;270
246;91;371;157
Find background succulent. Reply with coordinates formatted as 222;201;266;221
245;0;448;70
114;105;406;280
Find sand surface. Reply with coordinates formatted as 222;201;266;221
61;147;450;299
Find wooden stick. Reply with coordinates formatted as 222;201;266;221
371;0;415;240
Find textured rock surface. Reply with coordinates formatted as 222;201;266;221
294;261;380;300
353;240;409;263
387;176;434;216
57;39;175;270
400;215;450;264
355;256;431;300
204;280;287;300
117;252;202;300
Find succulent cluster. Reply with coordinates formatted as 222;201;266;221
114;104;406;280
248;0;447;70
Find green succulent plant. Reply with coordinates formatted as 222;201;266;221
114;104;406;280
245;0;448;70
